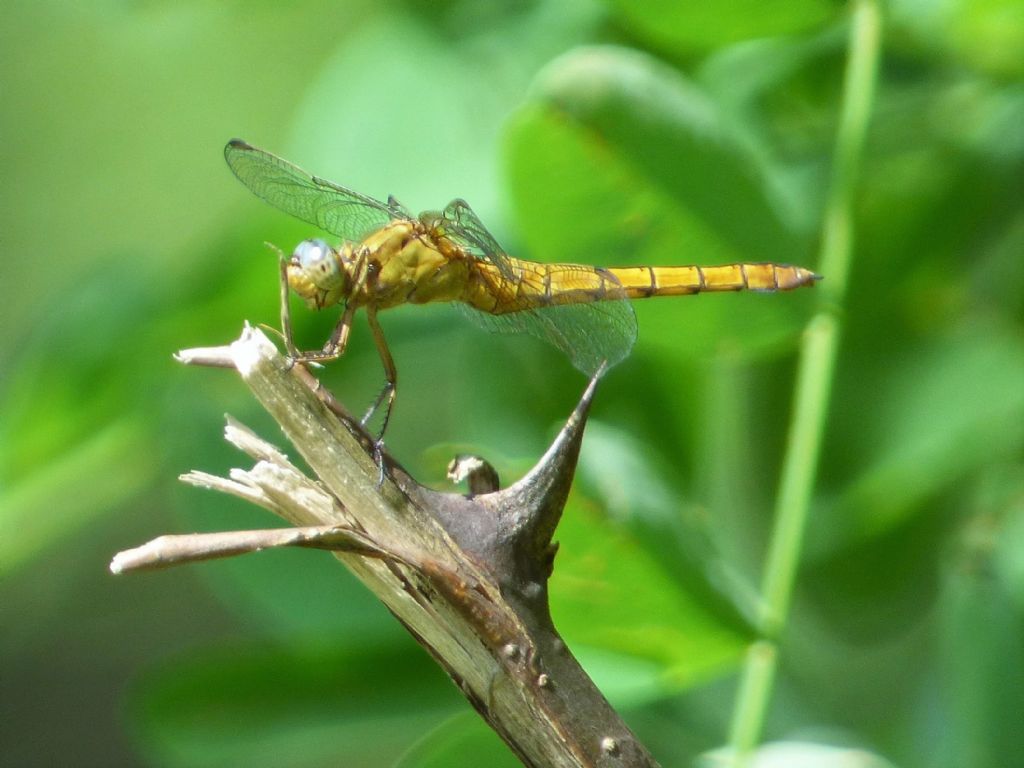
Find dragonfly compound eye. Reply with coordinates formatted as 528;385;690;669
293;239;343;289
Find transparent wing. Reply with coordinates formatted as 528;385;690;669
427;199;637;375
224;140;410;242
456;261;638;377
428;199;517;282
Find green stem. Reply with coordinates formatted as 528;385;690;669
727;0;882;761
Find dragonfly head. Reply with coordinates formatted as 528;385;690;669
288;238;350;308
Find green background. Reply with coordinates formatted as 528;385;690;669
2;1;1022;766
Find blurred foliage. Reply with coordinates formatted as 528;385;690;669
2;0;1022;767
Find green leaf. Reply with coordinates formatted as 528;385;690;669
892;0;1024;78
394;712;519;768
991;468;1024;612
131;641;463;768
603;0;836;53
819;323;1024;549
509;46;807;262
936;473;1024;767
287;10;519;229
550;425;751;699
0;420;156;575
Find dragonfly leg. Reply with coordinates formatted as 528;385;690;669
318;302;356;359
277;256;304;361
361;305;397;439
278;253;356;364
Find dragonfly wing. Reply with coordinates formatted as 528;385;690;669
435;199;517;282
456;262;638;377
435;200;637;375
224;140;408;242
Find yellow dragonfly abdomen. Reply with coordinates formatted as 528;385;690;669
462;259;818;314
609;262;819;296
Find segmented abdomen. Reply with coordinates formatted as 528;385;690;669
463;259;819;314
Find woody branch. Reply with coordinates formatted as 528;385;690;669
112;325;658;768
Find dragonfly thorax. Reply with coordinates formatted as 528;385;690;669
288;238;352;309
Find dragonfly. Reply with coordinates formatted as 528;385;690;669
224;139;819;438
